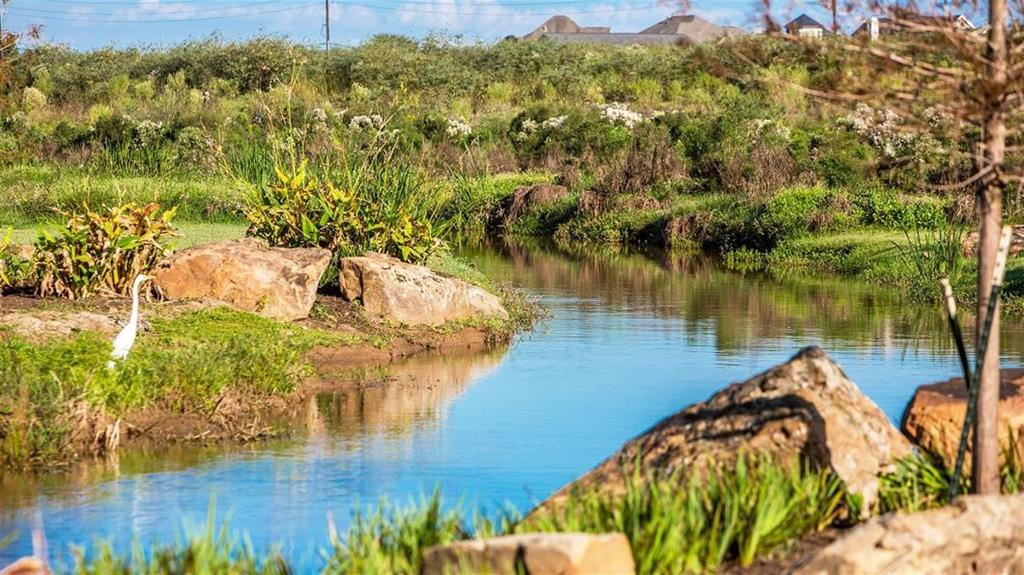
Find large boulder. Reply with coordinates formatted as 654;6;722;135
153;239;331;321
339;253;508;327
422;533;634;575
794;494;1024;574
902;369;1024;471
533;347;912;514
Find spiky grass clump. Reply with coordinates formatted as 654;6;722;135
519;455;849;574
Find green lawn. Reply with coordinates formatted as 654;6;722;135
7;222;247;248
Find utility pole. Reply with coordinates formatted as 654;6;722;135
831;0;838;33
324;0;330;51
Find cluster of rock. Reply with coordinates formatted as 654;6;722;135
151;239;507;325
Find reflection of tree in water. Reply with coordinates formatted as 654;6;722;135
464;239;1024;360
310;346;508;438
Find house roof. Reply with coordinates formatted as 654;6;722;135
523;15;611;40
786;14;828;30
639;15;745;42
536;33;695;46
853;12;976;34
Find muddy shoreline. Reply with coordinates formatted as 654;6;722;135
1;293;513;470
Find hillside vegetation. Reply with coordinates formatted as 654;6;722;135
2;34;1021;305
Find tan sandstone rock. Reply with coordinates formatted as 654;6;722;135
422;533;634;575
0;311;120;341
794;494;1024;574
339;253;508;327
902;369;1024;471
0;557;49;575
533;347;911;515
153;238;331;321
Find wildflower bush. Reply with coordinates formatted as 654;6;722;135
33;202;177;299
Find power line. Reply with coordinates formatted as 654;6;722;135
6;3;320;23
14;0;293;18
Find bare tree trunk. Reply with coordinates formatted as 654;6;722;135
975;0;1008;495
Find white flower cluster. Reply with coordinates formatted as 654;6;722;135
541;115;567;129
310;107;328;124
600;102;643;128
843;103;915;159
514;115;568;141
445;118;472;138
349;114;384;131
751;118;791;142
135;119;165;147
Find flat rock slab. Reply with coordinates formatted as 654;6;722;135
532;347;911;515
339;253;508;327
422;533;634;575
793;494;1024;574
902;368;1024;471
153;238;331;321
0;311;120;341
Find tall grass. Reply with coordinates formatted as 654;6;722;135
72;507;290;575
519;455;848;574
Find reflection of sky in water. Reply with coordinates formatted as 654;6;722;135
1;244;1018;571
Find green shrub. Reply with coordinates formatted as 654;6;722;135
34;202;177;299
858;188;946;229
244;156;442;271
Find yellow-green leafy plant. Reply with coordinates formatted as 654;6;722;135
34;202;177;299
244;158;442;270
0;228;32;290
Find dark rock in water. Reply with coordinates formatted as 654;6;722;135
153;238;331;321
531;346;911;515
901;368;1024;472
793;494;1024;574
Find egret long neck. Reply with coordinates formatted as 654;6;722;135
129;279;142;326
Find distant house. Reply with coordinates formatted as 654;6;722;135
523;14;745;46
640;15;746;42
853;13;975;40
523;16;611;41
785;14;829;38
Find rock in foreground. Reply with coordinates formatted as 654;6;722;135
153;239;331;321
0;557;48;575
794;494;1024;574
422;533;634;575
339;253;508;327
534;347;911;514
902;369;1024;471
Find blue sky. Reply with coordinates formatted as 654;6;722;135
4;0;844;49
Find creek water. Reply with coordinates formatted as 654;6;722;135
3;241;1024;570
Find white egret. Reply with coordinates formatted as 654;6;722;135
108;274;153;370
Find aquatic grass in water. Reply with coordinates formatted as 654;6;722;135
72;507;290;575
